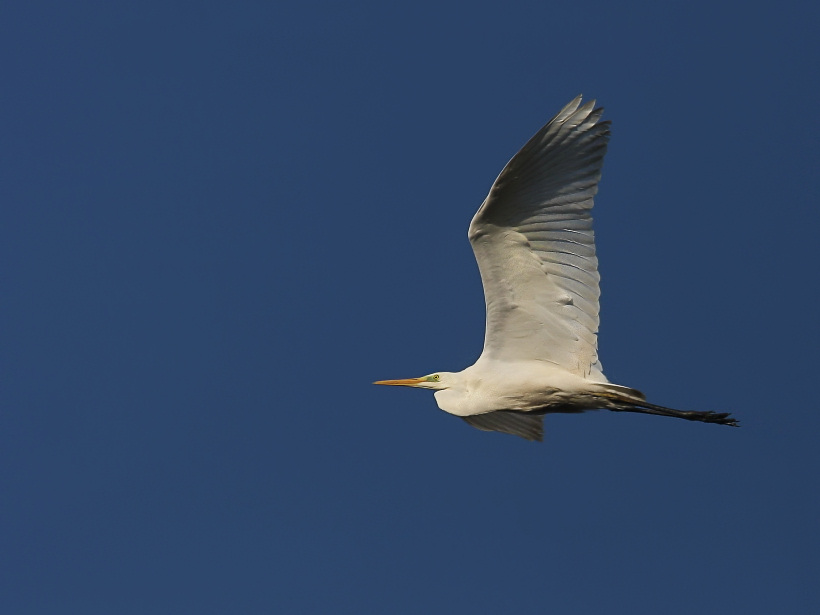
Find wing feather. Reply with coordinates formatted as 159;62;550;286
468;96;610;380
461;410;545;442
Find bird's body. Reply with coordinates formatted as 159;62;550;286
431;360;602;417
375;96;737;441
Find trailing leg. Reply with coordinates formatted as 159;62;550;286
606;398;738;426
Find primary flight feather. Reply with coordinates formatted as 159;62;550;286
375;96;737;441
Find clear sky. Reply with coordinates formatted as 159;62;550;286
3;1;819;613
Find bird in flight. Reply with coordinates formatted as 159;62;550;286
375;96;738;441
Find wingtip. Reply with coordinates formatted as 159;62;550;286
555;95;584;121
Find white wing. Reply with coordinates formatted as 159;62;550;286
468;96;610;381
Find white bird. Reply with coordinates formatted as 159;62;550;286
375;96;737;441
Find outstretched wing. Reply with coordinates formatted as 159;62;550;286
461;410;545;442
468;96;610;380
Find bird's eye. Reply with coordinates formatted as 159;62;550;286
433;374;440;381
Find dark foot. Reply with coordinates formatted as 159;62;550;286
685;411;739;427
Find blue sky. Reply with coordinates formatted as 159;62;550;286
3;1;819;613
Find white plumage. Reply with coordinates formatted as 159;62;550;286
375;96;737;441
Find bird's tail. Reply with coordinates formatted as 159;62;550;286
595;385;739;427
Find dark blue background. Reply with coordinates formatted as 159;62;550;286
4;1;819;613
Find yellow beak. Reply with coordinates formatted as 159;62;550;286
373;377;426;387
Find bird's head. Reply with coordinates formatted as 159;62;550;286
373;372;452;391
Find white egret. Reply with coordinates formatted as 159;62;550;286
375;96;737;441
